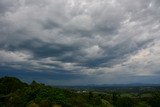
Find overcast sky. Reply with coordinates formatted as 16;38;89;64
0;0;160;85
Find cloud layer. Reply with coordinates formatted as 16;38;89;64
0;0;160;85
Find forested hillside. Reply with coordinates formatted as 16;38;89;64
0;76;160;107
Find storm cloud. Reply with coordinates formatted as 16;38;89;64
0;0;160;85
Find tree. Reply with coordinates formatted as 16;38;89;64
135;102;151;107
112;92;118;105
149;91;160;107
116;97;134;107
88;91;93;99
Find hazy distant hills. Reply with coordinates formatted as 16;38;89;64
58;83;160;91
86;83;160;87
58;83;160;87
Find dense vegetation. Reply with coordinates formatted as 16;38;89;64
0;76;160;107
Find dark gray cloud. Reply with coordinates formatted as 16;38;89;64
0;0;160;85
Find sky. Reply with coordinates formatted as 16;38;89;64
0;0;160;85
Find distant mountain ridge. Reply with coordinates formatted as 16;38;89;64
85;83;160;87
57;83;160;87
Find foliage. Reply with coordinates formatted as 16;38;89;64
0;76;160;107
0;76;27;95
135;102;151;107
148;91;160;107
116;97;134;107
